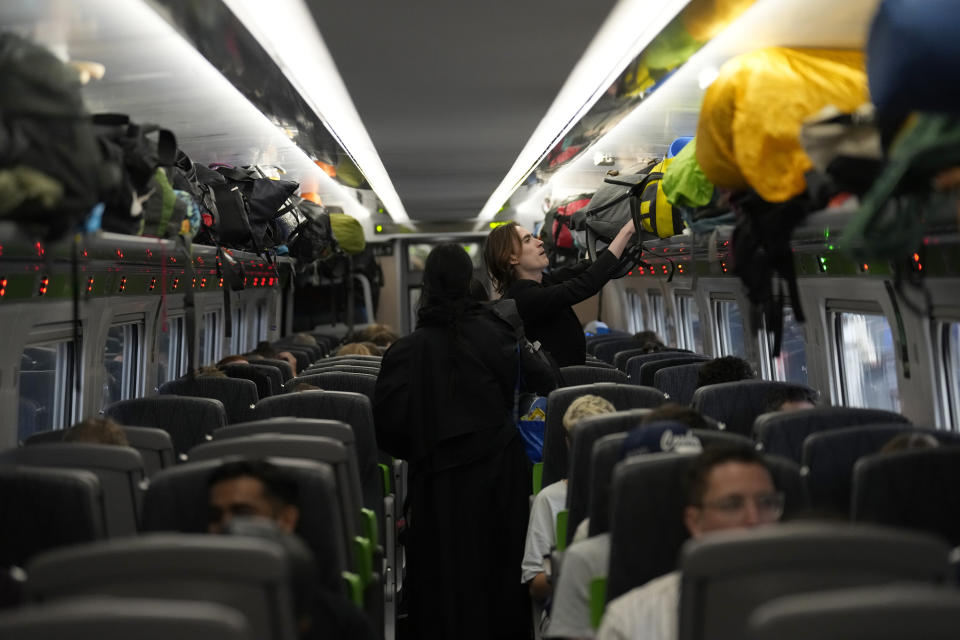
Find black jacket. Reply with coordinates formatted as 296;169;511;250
505;251;618;367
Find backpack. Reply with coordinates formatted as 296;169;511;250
288;200;337;265
194;165;299;253
0;33;102;240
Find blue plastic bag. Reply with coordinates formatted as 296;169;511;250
517;395;547;463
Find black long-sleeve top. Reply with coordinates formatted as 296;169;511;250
504;251;619;367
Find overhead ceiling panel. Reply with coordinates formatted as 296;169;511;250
310;0;618;222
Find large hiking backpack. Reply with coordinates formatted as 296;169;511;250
0;33;102;240
288;200;337;265
542;193;591;267
193;165;299;253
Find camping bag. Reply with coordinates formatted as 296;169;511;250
553;194;592;249
288;200;337;265
329;212;366;255
201;166;299;252
867;0;960;142
696;47;868;202
0;33;102;240
636;157;683;238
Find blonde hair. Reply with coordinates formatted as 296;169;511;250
336;342;375;356
562;394;615;432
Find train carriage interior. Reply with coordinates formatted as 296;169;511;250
1;0;960;638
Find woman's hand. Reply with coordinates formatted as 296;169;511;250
607;218;637;258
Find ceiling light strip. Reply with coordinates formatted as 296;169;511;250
222;0;409;223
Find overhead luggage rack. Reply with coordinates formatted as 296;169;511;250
0;0;398;228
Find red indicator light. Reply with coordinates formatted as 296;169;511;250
270;277;276;286
662;265;668;274
253;277;259;287
170;256;177;263
38;276;49;296
192;277;197;289
82;250;88;258
149;278;156;291
119;277;126;293
913;253;920;262
146;249;152;258
627;271;633;276
200;277;207;288
219;277;224;288
243;277;248;286
172;278;180;290
197;257;204;265
721;261;728;273
116;249;124;259
862;264;869;272
87;277;94;293
36;242;44;257
0;277;7;297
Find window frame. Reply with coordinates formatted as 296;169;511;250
646;290;666;340
625;288;644;334
19;331;81;437
674;292;702;353
712;296;747;358
830;303;901;412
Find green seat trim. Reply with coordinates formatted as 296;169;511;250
353;536;373;589
379;462;391;495
532;462;543;495
555;509;569;552
342;571;363;607
589;576;607;630
361;507;378;549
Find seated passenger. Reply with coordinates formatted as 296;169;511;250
335;342;377;357
63;416;129;446
196;365;227;378
289;382;322;392
217;354;249;367
546;422;701;640
880;431;940;454
763;385;817;412
633;330;665;351
212;465;377;640
596;446;783;640
249;341;300;374
207;459;300;535
367;329;399;349
523;396;615;617
695;356;755;388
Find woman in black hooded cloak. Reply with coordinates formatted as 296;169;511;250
374;243;534;640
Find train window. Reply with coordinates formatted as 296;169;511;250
943;322;960;428
647;291;666;340
408;286;422;330
676;294;704;353
625;289;644;333
407;242;482;272
157;316;186;384
102;323;142;407
835;311;900;412
199;311;222;366
19;340;77;440
255;301;269;342
230;306;246;355
715;299;747;357
768;306;808;384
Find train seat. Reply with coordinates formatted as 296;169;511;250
141;459;347;598
593;339;644;364
678;522;951;640
755;406;911;463
103;396;227;457
692;380;819;437
607;453;698;603
558;365;628;388
0;466;105;568
286;372;377;401
624;352;701;384
251;391;383;539
23;426;174;477
638;356;711;387
565;409;652;546
0;444;144;537
801;424;959;515
0;597;252;640
277;347;311;372
585;335;632;356
654;363;708;407
541;383;669;488
221;364;277;399
304;362;381;376
273;338;324;361
25;534;300;640
119;426;176;476
853;447;960;546
252;358;294;383
580;356;617;369
748;584;960;640
190;435;364;558
159;377;259;425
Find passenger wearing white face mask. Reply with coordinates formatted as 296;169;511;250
483;220;636;367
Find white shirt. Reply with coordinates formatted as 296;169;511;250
596;571;681;640
545;533;610;639
522;480;568;583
